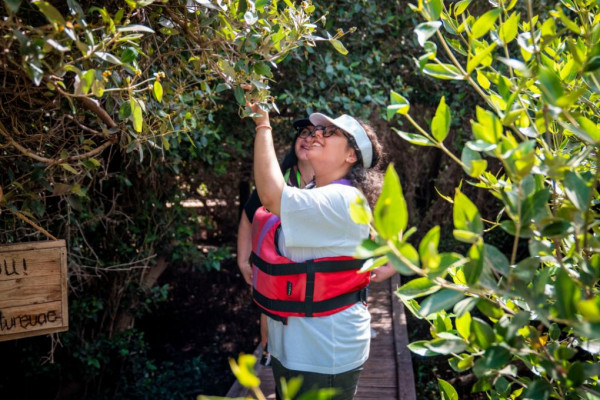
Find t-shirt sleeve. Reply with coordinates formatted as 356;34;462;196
243;189;262;223
279;185;369;248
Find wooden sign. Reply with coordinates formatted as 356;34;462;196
0;240;68;341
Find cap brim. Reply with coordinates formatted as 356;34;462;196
292;118;311;129
309;113;336;127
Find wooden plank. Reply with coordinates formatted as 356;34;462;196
0;275;62;308
0;301;66;336
0;240;68;342
0;248;61;282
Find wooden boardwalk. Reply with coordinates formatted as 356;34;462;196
227;275;416;400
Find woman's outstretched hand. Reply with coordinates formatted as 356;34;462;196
242;84;270;127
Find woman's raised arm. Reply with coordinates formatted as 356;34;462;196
250;104;285;216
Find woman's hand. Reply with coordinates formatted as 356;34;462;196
238;261;253;286
242;84;270;127
248;102;270;127
370;264;397;283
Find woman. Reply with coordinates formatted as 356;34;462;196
237;118;315;365
250;103;384;399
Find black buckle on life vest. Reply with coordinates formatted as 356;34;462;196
359;286;368;305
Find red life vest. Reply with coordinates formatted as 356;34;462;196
251;206;370;324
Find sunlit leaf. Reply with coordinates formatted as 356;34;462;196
153;80;163;103
330;39;348;55
423;63;464;80
431;96;450;142
471;8;501;39
415;21;442;47
438;379;459;400
393;129;436;146
373;164;407;239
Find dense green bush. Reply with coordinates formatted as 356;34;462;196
0;0;346;397
360;0;600;398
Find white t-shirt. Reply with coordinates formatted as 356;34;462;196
266;183;371;374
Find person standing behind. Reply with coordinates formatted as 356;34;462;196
249;102;384;399
237;118;315;365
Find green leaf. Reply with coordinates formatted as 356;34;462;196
397;277;440;299
522;379;552;400
95;52;122;65
540;219;573;237
576;297;600;323
234;85;246;106
60;163;78;174
389;90;410;112
453;189;483;236
453;0;471;16
4;0;21;13
471;317;495;349
461;146;487;177
130;98;143;133
79;69;95;95
463;240;484;285
424;0;442;21
419;225;440;269
467;42;497;73
119;101;131;120
456;312;472;339
117;24;154;33
330;39;348;55
576;115;600;142
431;96;450;142
426;335;468;355
484;244;509;276
473;346;512;377
415;21;442;47
420;289;464;316
555;268;579;320
229;354;260;388
33;1;66;26
152;80;163;103
564;171;591;211
423;63;464;80
393;129;436;146
476;298;504;319
407;340;438;356
537;66;564;105
253;62;273;78
359;255;389;273
389;243;419;275
354;239;389;259
350;195;372;225
120;47;138;63
449;354;474;372
471;8;501;39
499;12;520;44
567;361;586;388
373;164;407;239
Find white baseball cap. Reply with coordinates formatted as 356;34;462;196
308;113;373;168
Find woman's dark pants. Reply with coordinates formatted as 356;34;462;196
272;357;363;400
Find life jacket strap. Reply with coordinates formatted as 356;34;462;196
251;252;366;275
253;286;368;317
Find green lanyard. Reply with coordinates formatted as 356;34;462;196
283;167;302;188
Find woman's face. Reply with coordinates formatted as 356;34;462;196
294;124;313;161
305;126;356;170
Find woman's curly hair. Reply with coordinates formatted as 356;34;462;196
345;119;385;208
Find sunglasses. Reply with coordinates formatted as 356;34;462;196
297;125;344;138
